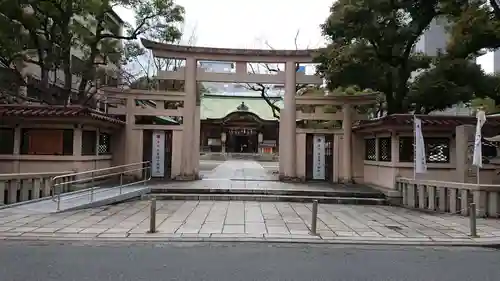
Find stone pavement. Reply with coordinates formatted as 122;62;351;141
151;178;383;197
201;160;278;181
1;200;500;245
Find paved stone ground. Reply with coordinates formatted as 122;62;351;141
1;160;499;245
152;179;381;196
200;160;278;180
1;200;500;244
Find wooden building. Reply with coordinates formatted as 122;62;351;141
199;94;280;154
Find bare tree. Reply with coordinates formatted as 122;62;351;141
244;30;314;119
123;22;198;90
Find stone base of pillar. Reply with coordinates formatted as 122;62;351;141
386;196;403;206
174;173;201;181
279;175;306;183
339;178;354;184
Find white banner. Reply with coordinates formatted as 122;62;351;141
151;131;165;177
414;117;427;174
313;134;326;180
473;110;487;168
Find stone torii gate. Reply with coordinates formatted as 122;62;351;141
140;39;324;180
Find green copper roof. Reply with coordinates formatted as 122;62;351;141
200;95;283;120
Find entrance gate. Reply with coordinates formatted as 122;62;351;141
143;130;173;179
305;134;334;181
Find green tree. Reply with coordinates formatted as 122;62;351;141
70;0;184;104
0;0;73;103
0;4;32;102
444;0;500;107
315;0;499;114
0;0;184;105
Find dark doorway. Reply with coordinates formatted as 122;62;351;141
228;133;258;153
143;130;172;179
234;135;249;152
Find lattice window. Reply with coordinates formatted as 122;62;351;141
378;137;392;162
426;137;450;163
98;133;111;155
364;138;376;160
399;137;413;162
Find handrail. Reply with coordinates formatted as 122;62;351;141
51;161;150;182
51;161;152;211
51;161;150;198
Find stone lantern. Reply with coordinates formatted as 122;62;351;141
258;132;263;154
221;132;227;154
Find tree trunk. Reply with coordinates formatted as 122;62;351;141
394;65;411;114
39;67;52;104
384;71;397;114
61;4;74;105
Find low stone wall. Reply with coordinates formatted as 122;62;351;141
0;171;73;205
396;177;500;218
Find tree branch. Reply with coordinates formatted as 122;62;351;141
491;0;500;20
100;14;158;40
294;29;300;50
244;82;281;119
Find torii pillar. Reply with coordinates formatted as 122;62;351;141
280;61;297;179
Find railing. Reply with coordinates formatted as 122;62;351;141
396;178;500;218
0;171;73;205
51;161;151;211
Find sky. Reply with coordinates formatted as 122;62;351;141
115;0;494;73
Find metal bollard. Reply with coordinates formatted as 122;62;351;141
149;197;157;233
119;173;123;195
57;194;61;211
143;167;148;186
90;171;95;202
469;203;478;237
310;200;318;235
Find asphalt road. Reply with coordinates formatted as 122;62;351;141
1;241;499;281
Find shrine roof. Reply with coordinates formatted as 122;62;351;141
201;94;282;121
353;114;500;131
0;104;124;124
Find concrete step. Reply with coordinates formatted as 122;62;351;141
152;193;386;205
150;187;385;199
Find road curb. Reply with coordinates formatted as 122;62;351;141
1;234;500;247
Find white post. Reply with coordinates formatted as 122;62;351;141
413;114;417;180
473;109;486;188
